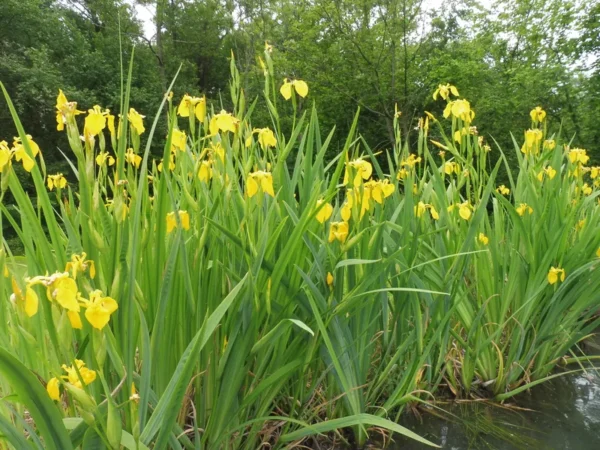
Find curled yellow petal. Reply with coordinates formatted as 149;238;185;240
47;377;60;401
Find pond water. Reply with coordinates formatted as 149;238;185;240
391;366;600;449
389;337;600;450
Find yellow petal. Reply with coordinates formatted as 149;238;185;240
381;182;395;198
179;211;190;230
341;202;352;221
47;378;60;401
209;117;219;135
52;277;80;312
459;205;472;220
261;173;275;197
166;213;177;233
24;287;39;317
316;201;333;224
68;311;83;329
293;80;308;98
280;81;292;100
85;304;111;330
246;176;259;198
195;99;206;123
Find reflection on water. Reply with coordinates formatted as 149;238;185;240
392;367;600;450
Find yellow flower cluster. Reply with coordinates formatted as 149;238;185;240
521;129;543;155
47;359;96;401
20;261;117;331
340;179;395;221
0;135;41;173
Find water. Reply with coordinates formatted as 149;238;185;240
392;367;600;449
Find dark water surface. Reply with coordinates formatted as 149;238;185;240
392;367;600;449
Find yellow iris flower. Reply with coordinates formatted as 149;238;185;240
365;179;395;204
47;173;67;191
166;210;191;233
343;158;373;186
246;171;275;198
128;108;146;135
13;135;40;172
171;129;187;152
516;203;533;216
496;185;510;195
326;272;334;287
96;151;115;166
198;160;212;182
209;110;238;135
433;83;459;101
47;377;61;401
448;201;472;220
537;166;557;182
521;129;543;155
443;99;475;123
158;153;176;173
55;89;83;131
126;148;142;168
443;161;460;175
328;221;349;243
478;233;489;245
254;128;277;150
414;201;439;220
280;79;309;100
65;252;96;280
530;106;546;123
177;95;206;123
26;272;81;312
547;266;565;285
568;148;589;165
81;290;119;330
84;105;107;137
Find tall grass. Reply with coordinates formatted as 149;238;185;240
0;47;599;449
